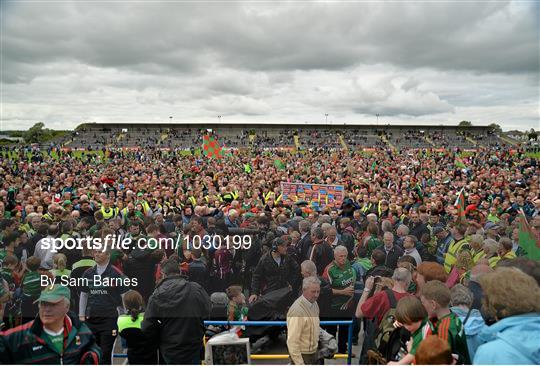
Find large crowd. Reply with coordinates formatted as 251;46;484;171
0;141;539;365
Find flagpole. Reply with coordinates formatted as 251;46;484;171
454;187;464;207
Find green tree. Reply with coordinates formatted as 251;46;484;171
458;121;472;127
23;122;51;143
528;129;538;141
488;123;502;133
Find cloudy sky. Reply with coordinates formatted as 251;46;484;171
1;1;538;131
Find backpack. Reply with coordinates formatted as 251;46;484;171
368;289;409;364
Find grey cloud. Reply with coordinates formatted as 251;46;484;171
0;1;538;130
2;1;538;85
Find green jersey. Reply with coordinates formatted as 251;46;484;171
0;249;7;263
22;271;42;298
1;268;15;289
410;318;435;356
324;261;356;309
354;257;372;272
228;302;248;321
41;329;64;355
366;235;382;257
435;312;471;364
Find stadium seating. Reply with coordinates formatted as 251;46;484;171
62;123;504;151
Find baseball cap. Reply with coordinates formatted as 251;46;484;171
63;200;72;207
35;285;71;304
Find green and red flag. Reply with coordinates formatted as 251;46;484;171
517;209;540;260
274;159;286;170
454;188;465;218
455;156;467;169
202;135;223;159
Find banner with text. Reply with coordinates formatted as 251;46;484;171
280;182;345;209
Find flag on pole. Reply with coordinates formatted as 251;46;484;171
202;135;223;159
455;156;466;169
274;159;286;170
517;210;540;260
454;188;465;218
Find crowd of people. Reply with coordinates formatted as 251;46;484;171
0;141;539;365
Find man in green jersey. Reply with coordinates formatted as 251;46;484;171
420;280;471;364
323;245;356;354
0;285;101;364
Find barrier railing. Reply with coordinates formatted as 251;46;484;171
113;319;355;365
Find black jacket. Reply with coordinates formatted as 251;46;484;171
142;275;210;365
124;248;160;302
298;234;313;261
310;242;334;276
188;259;209;291
375;244;404;270
251;252;301;296
364;264;394;282
409;222;430;242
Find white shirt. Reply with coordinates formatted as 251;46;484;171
34;235;56;270
404;247;423;266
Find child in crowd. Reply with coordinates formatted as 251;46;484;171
225;285;248;322
1;255;19;291
389;296;435;365
51;253;71;281
420;280;471;364
415;335;456;365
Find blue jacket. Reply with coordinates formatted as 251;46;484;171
474;313;540;365
450;306;486;361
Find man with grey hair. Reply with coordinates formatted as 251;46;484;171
318;214;332;226
287;276;321;365
374;231;404;270
0;285;101;363
324;245;355;354
300;260;317;278
366;213;378;224
396;224;409;247
381;219;393;234
450;284;486;360
300;260;332;317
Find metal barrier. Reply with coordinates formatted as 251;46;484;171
113;319;355;364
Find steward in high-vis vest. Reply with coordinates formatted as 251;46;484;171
262;190;283;205
444;225;471;273
117;309;157;364
220;190;239;204
0;285;101;364
100;200;119;220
